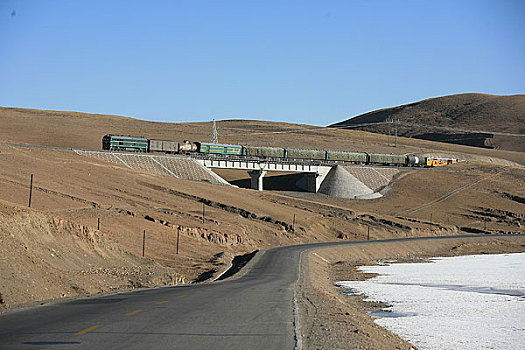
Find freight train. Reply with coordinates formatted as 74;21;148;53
102;134;457;167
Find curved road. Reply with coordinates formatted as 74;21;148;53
0;236;481;350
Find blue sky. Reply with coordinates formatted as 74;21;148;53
1;0;523;125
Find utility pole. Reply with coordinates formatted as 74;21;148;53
211;119;219;144
28;174;33;208
394;117;398;147
386;119;392;147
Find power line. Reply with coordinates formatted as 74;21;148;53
331;121;525;137
209;119;525;141
219;127;321;137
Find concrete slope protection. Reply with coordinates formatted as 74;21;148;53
318;165;376;199
0;236;484;350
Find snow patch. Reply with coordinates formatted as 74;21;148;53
337;253;525;350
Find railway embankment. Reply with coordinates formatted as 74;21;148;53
77;149;403;199
76;150;229;185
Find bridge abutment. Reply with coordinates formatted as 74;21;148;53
305;167;331;192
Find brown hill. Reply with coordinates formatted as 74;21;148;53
329;93;525;152
1;106;524;165
1;106;524;350
1;106;524;311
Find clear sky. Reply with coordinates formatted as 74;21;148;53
1;0;524;126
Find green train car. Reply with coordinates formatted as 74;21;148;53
196;142;244;155
285;148;326;160
244;145;286;158
326;150;367;163
102;135;148;152
367;153;406;165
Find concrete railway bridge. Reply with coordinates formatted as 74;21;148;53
193;156;332;192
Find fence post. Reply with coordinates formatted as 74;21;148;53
28;174;33;208
176;227;180;255
142;230;146;257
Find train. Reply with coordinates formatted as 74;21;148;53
102;134;457;167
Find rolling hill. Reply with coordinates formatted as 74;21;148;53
329;93;525;152
0;106;524;311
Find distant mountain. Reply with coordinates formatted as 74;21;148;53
329;94;525;152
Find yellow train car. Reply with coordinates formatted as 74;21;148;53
426;157;457;167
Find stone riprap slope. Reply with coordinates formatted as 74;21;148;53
76;151;228;185
343;166;400;191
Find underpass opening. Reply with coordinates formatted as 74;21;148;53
211;169;309;192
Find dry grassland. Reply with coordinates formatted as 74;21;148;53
0;107;524;349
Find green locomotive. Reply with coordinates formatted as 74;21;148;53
102;135;148;152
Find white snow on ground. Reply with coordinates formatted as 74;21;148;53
337;253;525;350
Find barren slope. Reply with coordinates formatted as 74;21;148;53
1;107;524;310
330;93;525;152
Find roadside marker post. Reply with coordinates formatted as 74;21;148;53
292;213;296;232
202;203;205;224
367;226;370;240
97;217;100;230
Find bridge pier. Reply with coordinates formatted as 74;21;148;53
248;170;267;191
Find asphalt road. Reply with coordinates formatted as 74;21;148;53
0;236;481;350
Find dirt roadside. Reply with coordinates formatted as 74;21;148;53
296;235;525;350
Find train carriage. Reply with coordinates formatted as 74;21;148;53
244;145;286;158
149;139;179;153
285;148;326;160
326;150;367;163
196;142;244;156
368;153;406;166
